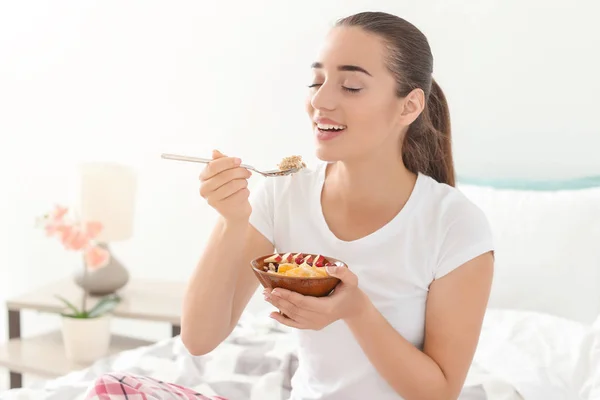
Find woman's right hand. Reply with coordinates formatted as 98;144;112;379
199;150;252;222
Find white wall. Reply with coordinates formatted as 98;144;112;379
0;0;599;384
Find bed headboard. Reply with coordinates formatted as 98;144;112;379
457;175;600;325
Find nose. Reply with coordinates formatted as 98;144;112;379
310;82;338;111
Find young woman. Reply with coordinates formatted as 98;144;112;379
88;11;494;400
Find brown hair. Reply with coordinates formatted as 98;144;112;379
336;12;455;186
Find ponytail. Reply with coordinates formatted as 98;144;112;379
401;78;455;186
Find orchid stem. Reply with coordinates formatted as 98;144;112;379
81;256;88;315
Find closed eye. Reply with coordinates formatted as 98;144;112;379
307;83;362;93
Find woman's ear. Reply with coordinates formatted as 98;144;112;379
399;88;425;126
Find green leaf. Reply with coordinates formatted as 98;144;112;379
62;312;89;319
87;294;121;318
55;295;84;317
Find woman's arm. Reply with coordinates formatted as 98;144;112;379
345;252;494;400
181;150;276;356
181;218;274;356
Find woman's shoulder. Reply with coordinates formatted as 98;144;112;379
417;173;490;231
417;174;494;279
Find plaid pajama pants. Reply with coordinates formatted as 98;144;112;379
85;373;228;400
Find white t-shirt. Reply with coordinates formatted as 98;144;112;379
249;161;494;400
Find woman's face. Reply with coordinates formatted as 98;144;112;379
306;26;412;163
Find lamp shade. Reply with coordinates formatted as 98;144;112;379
78;162;137;242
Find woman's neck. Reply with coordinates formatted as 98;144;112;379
324;152;417;210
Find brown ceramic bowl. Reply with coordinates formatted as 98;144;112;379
250;253;347;297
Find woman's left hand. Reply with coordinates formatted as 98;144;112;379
264;266;370;330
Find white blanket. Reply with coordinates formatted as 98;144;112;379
2;309;598;400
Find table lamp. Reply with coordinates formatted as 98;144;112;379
74;162;137;296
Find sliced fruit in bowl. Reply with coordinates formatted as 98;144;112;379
250;252;347;297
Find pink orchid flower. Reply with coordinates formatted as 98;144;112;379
39;205;110;270
44;222;63;236
62;227;90;251
84;221;103;240
51;205;68;221
84;245;110;269
43;205;69;236
55;224;73;242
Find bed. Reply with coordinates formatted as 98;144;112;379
3;176;600;400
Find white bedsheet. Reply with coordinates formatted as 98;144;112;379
470;309;596;400
2;309;598;400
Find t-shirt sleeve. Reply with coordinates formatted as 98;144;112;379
434;199;494;280
248;178;275;245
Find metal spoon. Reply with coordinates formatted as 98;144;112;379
160;153;301;177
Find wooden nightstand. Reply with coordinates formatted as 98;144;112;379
0;278;186;389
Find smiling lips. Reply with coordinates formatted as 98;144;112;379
314;117;347;141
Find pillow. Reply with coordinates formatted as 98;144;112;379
457;178;600;324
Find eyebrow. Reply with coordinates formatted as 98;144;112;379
311;62;372;77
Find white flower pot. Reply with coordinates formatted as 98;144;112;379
61;314;111;364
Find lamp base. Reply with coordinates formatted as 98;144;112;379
74;243;130;296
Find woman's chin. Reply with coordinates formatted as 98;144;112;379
314;147;341;163
314;144;379;165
